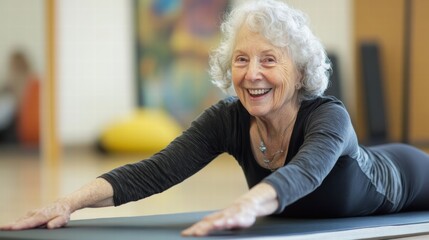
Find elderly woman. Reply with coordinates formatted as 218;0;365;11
2;0;429;237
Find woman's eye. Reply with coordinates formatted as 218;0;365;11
262;57;276;63
233;56;248;66
236;56;247;62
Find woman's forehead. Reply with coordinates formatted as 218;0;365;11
234;26;280;50
233;29;288;59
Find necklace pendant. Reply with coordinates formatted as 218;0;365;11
259;141;267;154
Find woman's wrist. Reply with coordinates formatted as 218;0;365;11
51;197;75;216
57;194;81;213
236;183;279;217
58;178;114;213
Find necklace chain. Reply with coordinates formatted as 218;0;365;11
256;114;297;172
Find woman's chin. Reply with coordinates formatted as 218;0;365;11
246;107;270;117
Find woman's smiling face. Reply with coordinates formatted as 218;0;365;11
231;25;302;118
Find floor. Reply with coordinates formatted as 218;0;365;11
0;146;428;239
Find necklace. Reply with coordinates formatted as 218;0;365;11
256;114;297;171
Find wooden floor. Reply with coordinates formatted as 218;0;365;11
0;146;428;239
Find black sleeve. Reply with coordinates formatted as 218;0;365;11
99;101;229;206
263;101;355;213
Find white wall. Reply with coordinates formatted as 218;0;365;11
0;0;45;87
57;0;135;145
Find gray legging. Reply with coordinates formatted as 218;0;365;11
375;143;429;211
281;143;429;218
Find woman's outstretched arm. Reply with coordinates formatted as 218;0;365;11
0;178;114;230
181;182;279;237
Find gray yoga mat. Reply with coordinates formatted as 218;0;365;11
1;211;429;240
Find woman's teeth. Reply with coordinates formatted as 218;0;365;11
248;89;271;96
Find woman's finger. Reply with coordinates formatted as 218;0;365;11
182;215;217;236
0;202;72;231
182;209;251;236
46;214;70;229
4;214;52;230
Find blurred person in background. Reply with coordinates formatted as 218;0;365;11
0;50;40;146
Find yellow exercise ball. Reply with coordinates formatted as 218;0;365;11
99;108;183;154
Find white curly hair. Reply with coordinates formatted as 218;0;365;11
209;0;331;101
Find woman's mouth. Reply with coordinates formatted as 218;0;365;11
248;88;272;97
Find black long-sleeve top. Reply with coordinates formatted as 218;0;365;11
100;96;402;214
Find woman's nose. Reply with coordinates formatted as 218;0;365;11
245;60;262;81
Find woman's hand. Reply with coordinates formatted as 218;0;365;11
0;199;73;230
181;182;279;237
1;178;114;231
181;199;257;236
